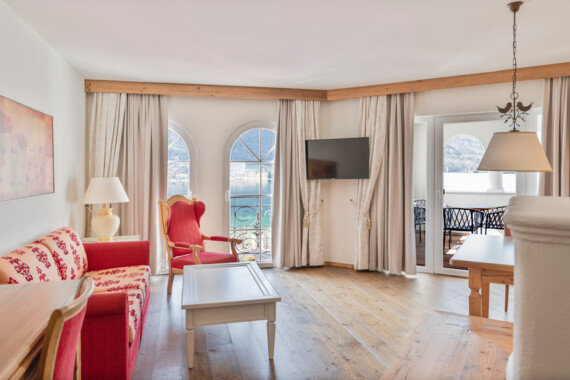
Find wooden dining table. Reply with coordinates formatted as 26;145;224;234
450;235;514;318
0;280;79;380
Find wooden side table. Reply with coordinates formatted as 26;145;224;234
450;235;514;318
81;235;141;243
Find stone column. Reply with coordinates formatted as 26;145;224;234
487;171;504;192
504;196;570;379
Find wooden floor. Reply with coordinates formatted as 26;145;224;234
133;267;514;380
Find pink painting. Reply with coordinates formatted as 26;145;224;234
0;95;54;201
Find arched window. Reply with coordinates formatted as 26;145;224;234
227;125;276;263
167;123;196;198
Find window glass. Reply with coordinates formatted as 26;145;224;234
168;129;190;198
229;128;276;262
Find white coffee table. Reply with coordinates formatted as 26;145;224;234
181;261;281;368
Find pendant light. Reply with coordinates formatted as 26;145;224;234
477;1;552;172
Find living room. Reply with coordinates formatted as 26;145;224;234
1;0;569;379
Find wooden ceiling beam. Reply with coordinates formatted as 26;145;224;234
327;62;570;100
85;62;570;101
84;80;327;101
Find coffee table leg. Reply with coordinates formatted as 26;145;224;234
186;310;195;368
267;303;276;360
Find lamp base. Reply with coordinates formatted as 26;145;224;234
92;207;120;242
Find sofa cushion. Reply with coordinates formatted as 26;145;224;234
0;244;62;284
36;227;87;280
86;265;150;342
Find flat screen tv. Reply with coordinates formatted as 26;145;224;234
305;137;369;180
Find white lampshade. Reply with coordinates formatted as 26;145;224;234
83;177;129;205
477;131;553;172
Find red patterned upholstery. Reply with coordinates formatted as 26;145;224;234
171;252;237;269
166;200;206;257
0;228;151;380
35;227;88;280
0;243;61;284
87;265;150;342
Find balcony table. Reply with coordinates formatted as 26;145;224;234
0;280;79;380
450;235;514;318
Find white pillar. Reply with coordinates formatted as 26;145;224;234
504;196;570;379
487;171;504;192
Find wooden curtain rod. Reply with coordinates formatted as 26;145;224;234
85;61;570;101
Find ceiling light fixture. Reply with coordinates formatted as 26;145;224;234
477;1;552;172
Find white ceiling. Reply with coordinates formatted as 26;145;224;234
5;0;570;90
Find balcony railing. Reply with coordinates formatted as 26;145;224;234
229;195;272;262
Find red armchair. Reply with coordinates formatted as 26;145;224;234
158;195;242;296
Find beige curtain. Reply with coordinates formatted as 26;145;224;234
355;97;389;270
273;100;323;268
369;93;416;274
87;93;126;179
540;77;570;196
86;93;127;236
117;95;168;274
355;94;415;273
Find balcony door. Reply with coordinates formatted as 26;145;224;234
413;110;540;275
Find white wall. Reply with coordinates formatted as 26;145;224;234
320;80;544;265
0;1;85;254
167;96;277;251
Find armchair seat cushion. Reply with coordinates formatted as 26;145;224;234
0;244;62;284
86;265;151;343
171;252;237;269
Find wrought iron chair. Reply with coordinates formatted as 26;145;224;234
38;275;94;380
483;206;507;234
158;195;243;297
443;207;484;249
413;199;426;242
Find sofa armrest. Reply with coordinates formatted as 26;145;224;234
86;291;129;317
84;241;150;271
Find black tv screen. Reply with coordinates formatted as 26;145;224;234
306;137;370;180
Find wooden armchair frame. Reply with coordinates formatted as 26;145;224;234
38;275;94;380
158;195;242;296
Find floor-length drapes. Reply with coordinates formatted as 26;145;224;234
368;94;416;274
273;100;323;268
355;94;416;274
117;95;168;274
540;77;570;196
86;93;167;274
86;93;126;236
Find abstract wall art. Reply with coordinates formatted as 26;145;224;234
0;95;54;201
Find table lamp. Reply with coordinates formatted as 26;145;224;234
83;177;129;241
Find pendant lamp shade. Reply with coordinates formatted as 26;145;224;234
477;132;552;172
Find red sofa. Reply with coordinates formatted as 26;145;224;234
0;227;150;380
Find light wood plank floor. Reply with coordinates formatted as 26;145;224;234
133;267;514;380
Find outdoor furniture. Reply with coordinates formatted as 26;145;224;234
483;206;507;234
443;207;484;249
413;199;426;242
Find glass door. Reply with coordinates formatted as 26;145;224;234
416;110;541;275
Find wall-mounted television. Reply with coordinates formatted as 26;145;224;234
305;137;370;180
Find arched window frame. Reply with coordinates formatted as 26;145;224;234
168;121;197;198
223;120;276;267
